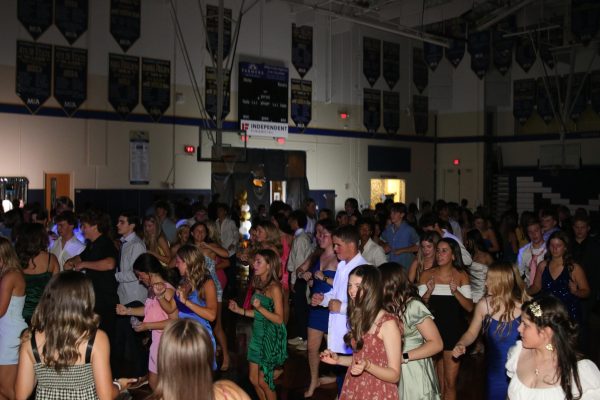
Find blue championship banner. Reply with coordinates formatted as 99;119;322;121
383;91;400;135
383;41;400;90
54;0;88;45
142;58;171;122
363;88;381;133
18;0;53;40
292;24;313;78
109;53;139;119
413;95;428;135
468;30;490;79
16;41;51;114
513;79;536;125
413;47;428;94
291;79;312;128
54;45;87;116
110;0;141;52
363;37;381;87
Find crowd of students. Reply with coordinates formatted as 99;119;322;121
1;195;600;400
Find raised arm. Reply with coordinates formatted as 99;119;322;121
452;299;487;357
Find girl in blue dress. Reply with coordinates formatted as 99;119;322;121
452;262;529;400
296;220;338;397
174;244;218;369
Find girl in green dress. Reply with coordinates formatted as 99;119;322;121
380;262;444;400
229;249;287;400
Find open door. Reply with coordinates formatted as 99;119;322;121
44;173;71;212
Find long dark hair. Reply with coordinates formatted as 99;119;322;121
464;228;489;257
522;295;581;400
435;238;466;272
14;223;48;269
380;262;420;316
544;231;575;273
344;265;382;351
28;271;99;371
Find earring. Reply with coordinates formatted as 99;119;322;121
545;343;554;352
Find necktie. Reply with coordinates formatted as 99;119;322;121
117;238;126;272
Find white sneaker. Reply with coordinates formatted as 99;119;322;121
287;336;304;346
296;340;308;351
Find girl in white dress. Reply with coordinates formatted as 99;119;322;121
506;295;600;400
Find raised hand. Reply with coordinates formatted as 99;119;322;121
319;349;339;365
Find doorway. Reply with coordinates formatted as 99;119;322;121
370;179;405;208
44;173;71;212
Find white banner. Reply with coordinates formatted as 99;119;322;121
240;119;288;138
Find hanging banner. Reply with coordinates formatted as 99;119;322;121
363;89;381;133
424;42;443;71
109;53;139;119
516;35;536;73
16;41;51;114
363;37;381;87
206;4;232;62
54;46;87;116
590;70;600;115
142;58;170;122
55;0;88;45
382;91;400;135
292;24;313;78
445;20;466;68
413;95;428;135
492;17;514;75
382;41;400;90
205;66;231;121
536;78;560;124
566;73;589;121
468;30;490;79
513;79;536;125
572;0;600;45
129;130;149;185
539;19;563;69
413;47;428;94
18;0;53;40
290;79;312;128
238;62;288;138
110;0;140;52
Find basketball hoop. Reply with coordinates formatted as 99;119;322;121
222;154;237;174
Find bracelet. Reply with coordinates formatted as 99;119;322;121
113;380;122;392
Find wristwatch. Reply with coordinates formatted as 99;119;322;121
402;352;409;364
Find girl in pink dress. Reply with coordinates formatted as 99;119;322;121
320;265;402;400
116;254;177;390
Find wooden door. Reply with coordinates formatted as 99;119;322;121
44;173;71;212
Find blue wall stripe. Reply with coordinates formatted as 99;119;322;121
1;102;599;144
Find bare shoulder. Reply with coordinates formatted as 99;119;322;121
214;380;251;400
418;268;435;284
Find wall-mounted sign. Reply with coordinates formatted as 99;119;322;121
238;62;288;138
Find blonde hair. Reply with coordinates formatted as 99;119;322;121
485;262;529;336
0;236;21;278
150;319;214;400
27;271;99;370
143;215;163;251
256;221;283;255
177;244;210;294
204;220;223;246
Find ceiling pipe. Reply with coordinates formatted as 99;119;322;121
475;0;538;31
283;0;451;47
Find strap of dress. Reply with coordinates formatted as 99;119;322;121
85;330;97;364
47;252;51;272
374;313;396;336
30;331;42;363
